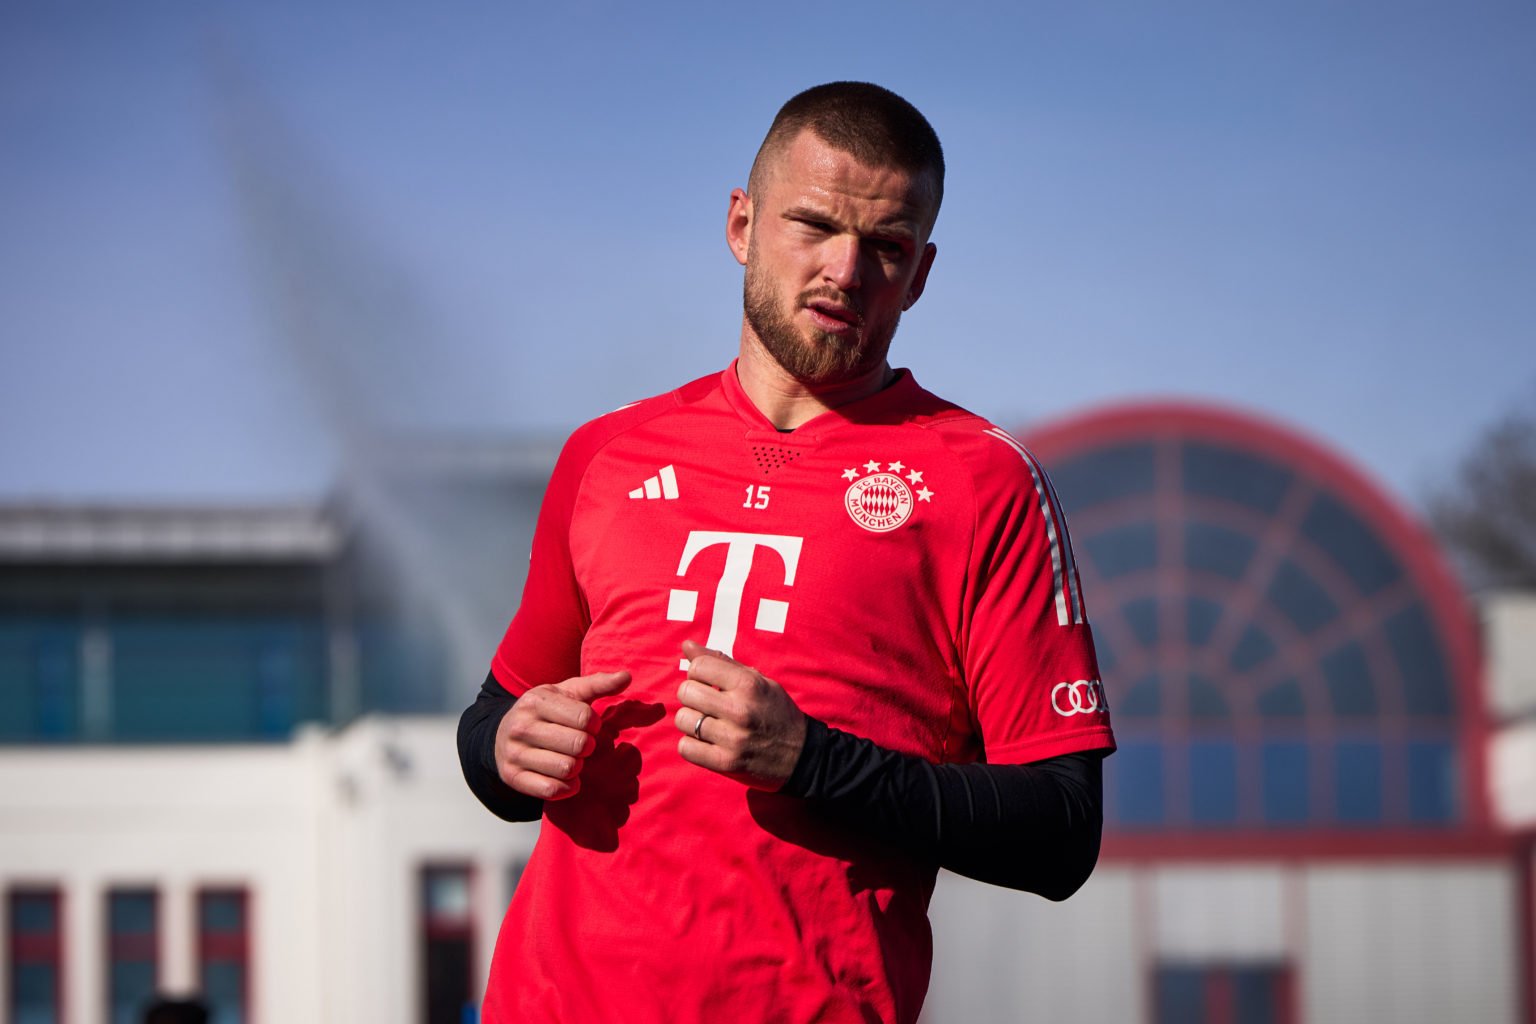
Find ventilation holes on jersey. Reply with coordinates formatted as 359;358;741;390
751;446;802;475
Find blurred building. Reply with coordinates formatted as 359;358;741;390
0;406;1531;1024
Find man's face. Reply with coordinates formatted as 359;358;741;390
728;130;938;385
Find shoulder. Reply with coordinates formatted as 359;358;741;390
552;370;723;479
899;382;1059;510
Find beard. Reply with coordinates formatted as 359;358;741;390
742;259;899;385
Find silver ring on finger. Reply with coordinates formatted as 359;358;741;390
693;713;708;741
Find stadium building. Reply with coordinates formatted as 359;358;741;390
1;405;1531;1024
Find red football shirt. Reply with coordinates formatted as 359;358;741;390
485;364;1113;1024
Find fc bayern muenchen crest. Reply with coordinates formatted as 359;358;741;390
840;459;933;533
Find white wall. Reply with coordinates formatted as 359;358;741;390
923;867;1141;1023
0;719;537;1024
1305;864;1518;1024
2;723;1525;1024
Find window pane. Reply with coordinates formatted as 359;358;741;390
110;961;156;1024
1082;522;1158;579
1407;740;1457;823
1122;597;1159;649
1335;741;1383;823
11;893;58;932
110;891;156;934
1256;678;1305;718
200;893;244;932
1156;966;1207;1024
1190;741;1238;825
1321;641;1375;717
109;890;157;1024
1184;521;1258;581
1182;442;1293;514
1299;493;1401;597
1188;676;1229;720
425;871;471;923
1115;740;1165;826
1232;965;1282;1024
1262;741;1309;824
1384;603;1454;717
13;963;59;1024
202;961;245;1024
1266;560;1338;635
1117;674;1161;719
1229;625;1276;673
1185;597;1222;649
1050;444;1156;512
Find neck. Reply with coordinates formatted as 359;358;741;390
736;331;894;430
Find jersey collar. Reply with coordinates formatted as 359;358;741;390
720;359;924;442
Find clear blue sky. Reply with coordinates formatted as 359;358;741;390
2;1;1532;509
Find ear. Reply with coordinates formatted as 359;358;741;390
902;242;938;311
725;187;751;266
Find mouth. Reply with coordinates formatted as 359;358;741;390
804;299;861;335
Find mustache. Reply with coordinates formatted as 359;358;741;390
798;287;863;322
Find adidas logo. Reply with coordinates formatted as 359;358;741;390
628;465;679;500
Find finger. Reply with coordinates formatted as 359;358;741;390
672;705;732;743
506;743;585;784
516;688;604;732
675;678;731;719
677;735;735;773
681;640;732;666
508;768;581;801
514;719;596;758
682;645;747;691
556;670;632;705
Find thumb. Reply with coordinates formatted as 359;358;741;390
559;670;632;704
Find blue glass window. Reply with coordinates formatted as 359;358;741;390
1082;522;1158;579
1229;625;1276;673
1407;740;1457;823
1184;521;1258;581
198;891;247;1024
1185;597;1222;648
1115;740;1165;826
1050;444;1156;513
1188;675;1229;719
8;890;61;1024
1181;443;1293;514
1261;741;1309;824
1190;741;1238;824
1266;560;1338;634
1320;642;1376;717
1256;678;1305;718
1122;597;1159;649
1385;603;1454;717
113;617;324;741
1300;493;1402;596
1335;742;1383;823
1118;674;1161;718
109;890;158;1024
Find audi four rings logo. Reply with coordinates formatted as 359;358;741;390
1052;679;1108;716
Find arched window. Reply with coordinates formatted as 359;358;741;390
1025;404;1486;851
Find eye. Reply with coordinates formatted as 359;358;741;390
868;238;907;259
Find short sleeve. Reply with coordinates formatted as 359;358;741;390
490;431;596;695
959;429;1115;764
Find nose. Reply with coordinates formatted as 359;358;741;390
822;234;861;291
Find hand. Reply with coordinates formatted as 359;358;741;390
674;640;807;790
496;670;631;800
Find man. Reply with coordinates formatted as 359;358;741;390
458;82;1114;1024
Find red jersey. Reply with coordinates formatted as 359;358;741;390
485;364;1113;1024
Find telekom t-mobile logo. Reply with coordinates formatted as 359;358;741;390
666;531;803;668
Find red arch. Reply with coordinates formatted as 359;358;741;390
1020;399;1497;857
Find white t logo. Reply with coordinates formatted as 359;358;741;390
666;531;803;665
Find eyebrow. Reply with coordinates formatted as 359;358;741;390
781;203;920;241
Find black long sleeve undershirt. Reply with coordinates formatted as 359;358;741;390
457;672;1104;900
